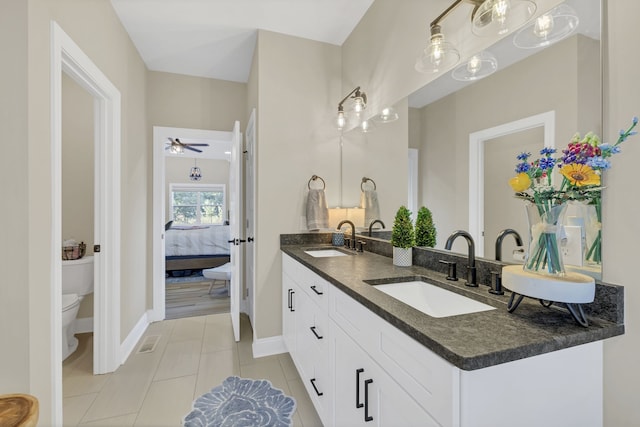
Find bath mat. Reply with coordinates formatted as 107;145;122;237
183;376;296;427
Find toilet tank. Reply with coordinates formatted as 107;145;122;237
62;255;94;296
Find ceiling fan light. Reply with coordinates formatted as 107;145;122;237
360;119;376;133
335;109;349;130
451;51;498;81
472;0;537;37
513;4;579;49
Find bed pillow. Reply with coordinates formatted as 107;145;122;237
165;220;173;231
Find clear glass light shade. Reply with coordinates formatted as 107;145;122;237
513;4;579;49
170;144;184;154
360;119;376;133
335;110;349;130
472;0;537;37
451;51;498;81
415;33;460;73
351;96;366;113
373;107;399;123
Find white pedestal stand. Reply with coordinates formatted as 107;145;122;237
501;265;596;327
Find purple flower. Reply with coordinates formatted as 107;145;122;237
539;157;556;170
515;162;531;173
517;152;531;161
540;147;556;156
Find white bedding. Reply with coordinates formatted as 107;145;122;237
165;225;230;256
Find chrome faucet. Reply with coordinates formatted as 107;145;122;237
444;230;477;287
337;220;356;250
368;219;386;236
495;229;523;262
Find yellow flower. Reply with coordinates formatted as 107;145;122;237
509;173;532;192
559;164;600;187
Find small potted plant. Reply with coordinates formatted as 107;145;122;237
415;206;437;248
391;206;415;266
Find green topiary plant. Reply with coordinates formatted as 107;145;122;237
415;206;437;247
391;206;415;248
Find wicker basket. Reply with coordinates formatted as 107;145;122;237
62;242;86;260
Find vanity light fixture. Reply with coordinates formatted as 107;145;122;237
512;3;579;49
451;50;498;81
189;159;202;181
335;86;368;130
472;0;537;36
416;0;537;74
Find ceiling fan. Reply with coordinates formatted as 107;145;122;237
166;137;209;153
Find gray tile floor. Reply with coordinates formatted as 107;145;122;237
62;314;322;426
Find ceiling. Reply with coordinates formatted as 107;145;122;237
110;0;375;83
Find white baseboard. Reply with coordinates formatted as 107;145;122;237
75;317;94;334
119;311;150;364
252;335;287;358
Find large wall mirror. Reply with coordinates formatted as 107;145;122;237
407;0;601;274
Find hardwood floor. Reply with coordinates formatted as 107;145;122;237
165;279;230;320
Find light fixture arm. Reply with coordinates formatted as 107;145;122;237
429;0;485;29
337;86;367;110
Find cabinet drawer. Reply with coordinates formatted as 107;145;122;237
297;264;329;312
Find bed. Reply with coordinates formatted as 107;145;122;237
165;224;231;273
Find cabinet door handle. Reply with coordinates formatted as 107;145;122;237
364;378;374;422
310;378;323;396
289;290;295;312
310;326;323;340
310;285;323;295
287;289;292;310
356;368;364;408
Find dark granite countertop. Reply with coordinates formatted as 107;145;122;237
281;237;624;371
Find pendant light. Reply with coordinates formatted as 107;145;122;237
513;4;579;49
335;86;368;130
189;159;202;181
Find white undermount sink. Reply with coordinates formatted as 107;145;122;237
304;249;350;258
373;280;496;318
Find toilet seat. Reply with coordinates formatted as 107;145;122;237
62;294;80;312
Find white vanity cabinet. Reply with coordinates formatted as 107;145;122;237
282;253;604;427
282;254;332;424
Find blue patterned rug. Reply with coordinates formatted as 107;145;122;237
183;376;296;427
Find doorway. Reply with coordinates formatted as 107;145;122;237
51;21;122;424
152;126;241;325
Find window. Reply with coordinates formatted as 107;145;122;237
170;184;226;225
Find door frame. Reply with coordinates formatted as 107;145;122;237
468;110;555;256
51;21;122;423
151;126;235;321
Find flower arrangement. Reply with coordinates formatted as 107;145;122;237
509;117;638;273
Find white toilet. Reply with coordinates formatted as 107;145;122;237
61;255;94;360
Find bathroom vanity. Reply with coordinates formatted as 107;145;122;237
281;234;622;427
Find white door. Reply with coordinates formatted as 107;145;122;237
229;120;243;342
244;109;256;326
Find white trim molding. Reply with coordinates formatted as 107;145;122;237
51;20;122;424
468;111;555;256
252;335;287;359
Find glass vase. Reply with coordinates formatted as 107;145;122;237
583;200;602;266
524;202;568;276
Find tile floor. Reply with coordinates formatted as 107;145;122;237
62;314;322;426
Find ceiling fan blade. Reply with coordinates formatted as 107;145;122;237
184;143;209;147
185;146;203;153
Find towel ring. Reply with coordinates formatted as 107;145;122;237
361;177;376;191
308;175;326;190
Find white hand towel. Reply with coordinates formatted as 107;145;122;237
361;189;380;227
306;189;329;230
